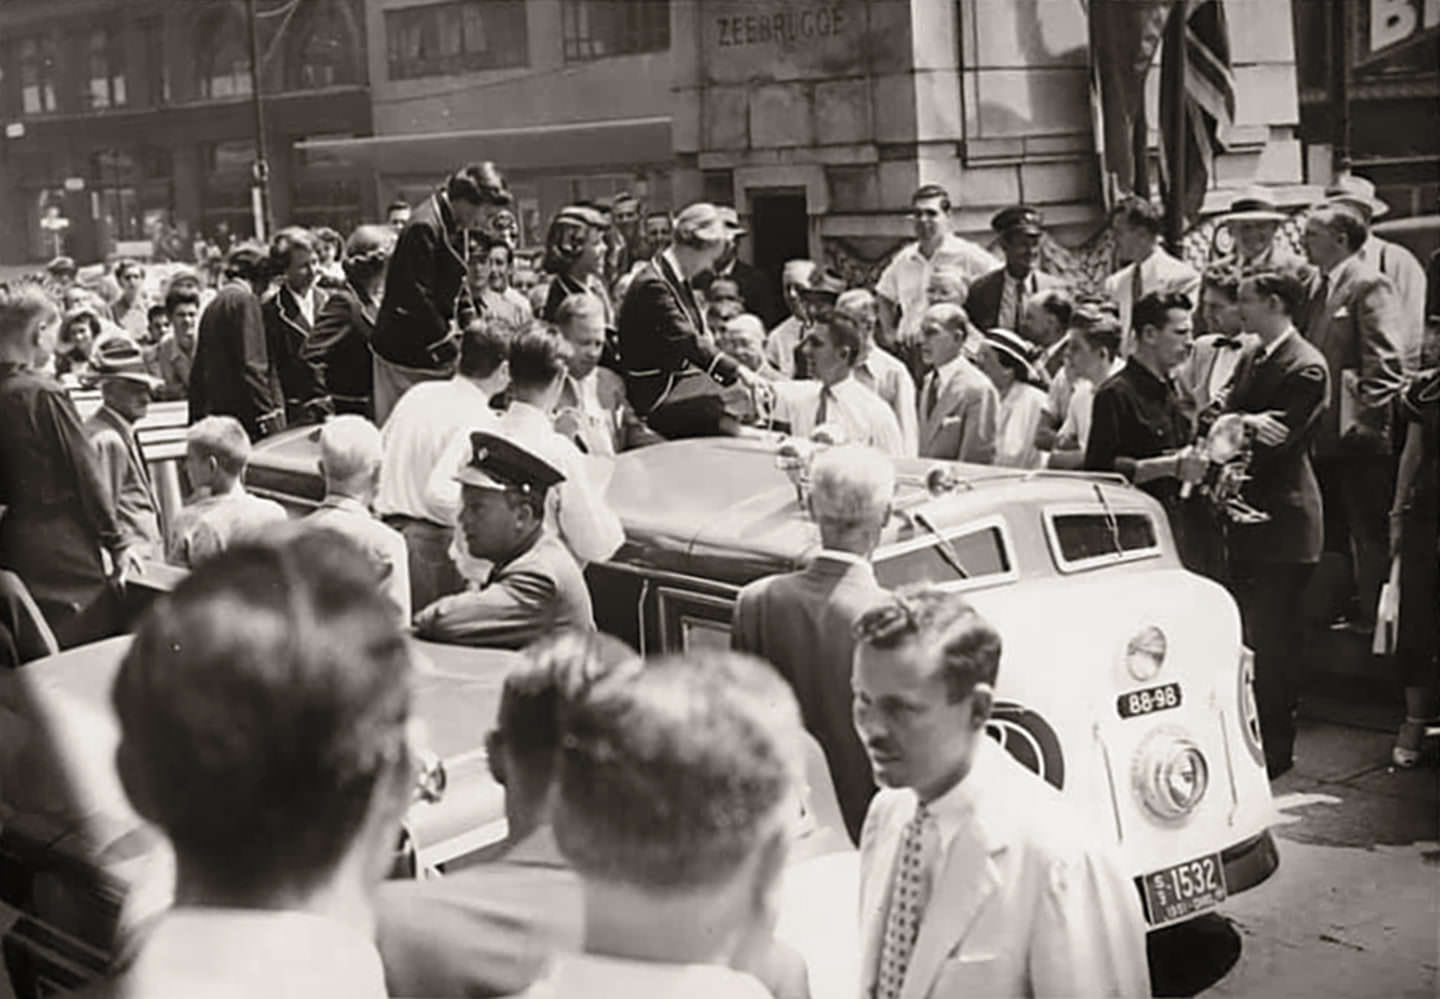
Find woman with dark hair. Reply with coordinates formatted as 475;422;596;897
372;161;513;423
299;225;396;420
541;205;617;369
54;306;106;383
312;226;347;289
262;226;327;426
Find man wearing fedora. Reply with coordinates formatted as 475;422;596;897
83;332;165;561
1216;188;1308;278
964;205;1067;333
1325;174;1427;370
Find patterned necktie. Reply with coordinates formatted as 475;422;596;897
877;804;936;999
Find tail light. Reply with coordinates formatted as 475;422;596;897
1134;729;1209;820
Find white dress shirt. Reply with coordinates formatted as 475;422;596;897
563;369;618;456
854;346;919;456
427;400;624;566
524;952;772;999
116;907;387;999
1104;246;1201;354
772;374;906;456
877;234;1000;345
377;376;496;524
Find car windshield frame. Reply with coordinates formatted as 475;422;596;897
1042;502;1164;574
873;512;1019;592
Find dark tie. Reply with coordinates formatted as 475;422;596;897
923;373;940;419
815;385;832;426
1213;336;1244;350
1130;262;1144;306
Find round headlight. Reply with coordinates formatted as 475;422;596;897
1124;625;1168;681
1134;732;1209;820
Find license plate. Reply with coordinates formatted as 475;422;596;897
1142;852;1228;926
1117;682;1182;719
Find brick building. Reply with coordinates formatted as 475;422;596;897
0;0;375;266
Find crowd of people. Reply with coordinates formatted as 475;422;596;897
0;156;1437;997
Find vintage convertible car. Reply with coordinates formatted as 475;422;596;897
245;427;1281;934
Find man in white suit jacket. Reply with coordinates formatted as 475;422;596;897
1104;197;1201;355
915;303;999;463
852;585;1150;999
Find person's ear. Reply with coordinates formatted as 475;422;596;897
968;682;994;731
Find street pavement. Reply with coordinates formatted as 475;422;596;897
1151;630;1440;999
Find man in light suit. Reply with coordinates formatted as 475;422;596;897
916;303;999;463
1323;174;1428;370
552;292;658;454
963;206;1067;333
1104;197;1201;355
852;585;1150;999
733;444;892;843
83;333;165;560
1300;203;1406;633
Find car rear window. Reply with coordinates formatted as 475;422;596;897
875;525;1011;589
1049;511;1159;567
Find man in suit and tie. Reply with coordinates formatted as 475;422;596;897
1323;174;1428;371
552;293;658;454
1300;203;1406;634
852;585;1150;999
1104;197;1201;354
916;303;999;463
83;333;165;561
1215;188;1309;278
964;206;1066;333
618;202;767;438
732;444;892;842
1209;271;1330;779
1178;264;1258;417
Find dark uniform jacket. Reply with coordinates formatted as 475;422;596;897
0;364;124;644
412;531;594;649
732;553;883;844
189;281;285;440
373;191;468;372
1209;331;1330;564
299;281;378;419
963;267;1066;332
263;283;328;426
617;252;742;422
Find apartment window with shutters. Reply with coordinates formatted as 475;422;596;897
19;35;59;115
385;1;528;81
562;0;670;62
80;28;127;110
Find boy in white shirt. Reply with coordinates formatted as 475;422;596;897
1049;312;1124;469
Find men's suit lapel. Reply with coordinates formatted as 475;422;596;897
99;407;160;509
658;254;705;337
899;811;1002;999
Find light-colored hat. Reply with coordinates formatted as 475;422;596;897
1323;174;1389;219
90;332;163;390
1224;188;1286;224
674;203;744;244
982;327;1044;386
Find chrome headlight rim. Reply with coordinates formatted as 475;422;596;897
1123;624;1168;682
1133;729;1210;822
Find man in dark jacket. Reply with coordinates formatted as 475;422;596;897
964;204;1067;332
261;226;327;426
372;162;512;424
189;243;284;441
617;202;766;438
1213;271;1330;778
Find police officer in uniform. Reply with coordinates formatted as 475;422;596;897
413;432;595;649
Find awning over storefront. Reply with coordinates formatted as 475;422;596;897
295;116;673;175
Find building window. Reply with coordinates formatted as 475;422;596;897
80;28;127;110
287;0;364;90
385;1;528;81
142;19;171;105
19;36;59;115
198;9;254;99
562;0;669;62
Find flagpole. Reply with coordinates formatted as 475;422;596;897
1163;2;1187;257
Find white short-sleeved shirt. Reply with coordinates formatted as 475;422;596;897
377;376;496;524
771;374;906;457
876;233;999;344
